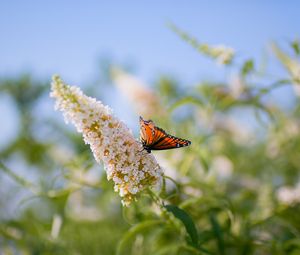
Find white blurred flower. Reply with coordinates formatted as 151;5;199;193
50;75;163;206
238;176;260;190
183;186;203;197
267;118;300;159
277;183;300;205
215;116;253;145
207;155;233;181
195;108;253;145
48;145;75;165
111;68;165;119
211;45;235;65
51;214;62;239
229;75;246;99
169;24;234;65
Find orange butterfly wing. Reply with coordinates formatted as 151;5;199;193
140;117;155;145
150;126;191;150
139;116;191;152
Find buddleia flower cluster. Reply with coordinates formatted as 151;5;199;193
169;23;235;65
50;75;163;206
111;68;165;119
205;44;235;65
276;183;300;205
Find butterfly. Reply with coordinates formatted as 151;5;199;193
139;116;191;153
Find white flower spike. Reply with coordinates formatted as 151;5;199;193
50;75;163;206
111;68;165;119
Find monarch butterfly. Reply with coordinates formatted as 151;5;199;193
139;116;191;153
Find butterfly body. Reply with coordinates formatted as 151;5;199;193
139;116;191;153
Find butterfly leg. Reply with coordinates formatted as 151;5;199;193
136;147;150;157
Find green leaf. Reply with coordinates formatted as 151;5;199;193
116;220;163;255
198;149;210;173
155;245;181;255
164;204;199;247
209;213;224;255
241;59;254;76
272;43;300;84
169;96;204;112
291;39;300;55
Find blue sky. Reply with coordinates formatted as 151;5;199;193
0;1;299;148
1;1;300;219
0;1;299;84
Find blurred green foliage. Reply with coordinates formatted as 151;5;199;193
1;31;300;255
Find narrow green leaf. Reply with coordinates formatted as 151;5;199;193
156;245;181;255
209;213;224;255
241;59;254;76
198;150;210;173
116;220;163;255
272;43;300;84
169;96;204;112
165;204;199;247
291;39;300;55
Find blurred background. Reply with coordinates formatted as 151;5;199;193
1;1;300;254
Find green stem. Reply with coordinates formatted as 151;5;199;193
258;79;293;95
147;188;164;208
0;160;81;198
0;160;38;193
163;175;181;200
